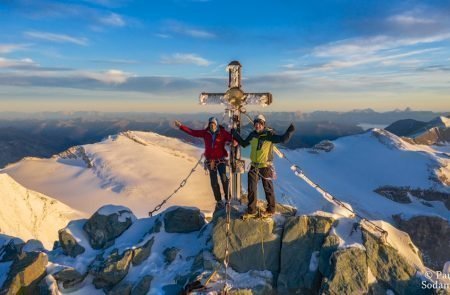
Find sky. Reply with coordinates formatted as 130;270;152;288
0;0;449;113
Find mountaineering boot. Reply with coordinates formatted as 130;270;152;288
260;210;274;219
241;211;258;220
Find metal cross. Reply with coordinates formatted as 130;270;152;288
199;61;273;201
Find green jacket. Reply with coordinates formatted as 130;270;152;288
233;125;295;168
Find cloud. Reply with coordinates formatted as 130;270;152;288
155;33;172;39
313;34;450;58
163;20;215;39
387;14;435;26
89;58;138;64
0;57;38;69
24;31;88;46
79;69;131;84
0;44;29;54
161;53;212;66
99;13;126;27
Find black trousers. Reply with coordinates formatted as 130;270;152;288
209;162;229;202
247;165;275;214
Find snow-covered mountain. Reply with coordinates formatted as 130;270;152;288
1;129;449;269
386;116;450;145
2;131;214;217
0;128;449;293
0;174;83;249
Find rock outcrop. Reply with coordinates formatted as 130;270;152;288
393;215;450;271
163;207;206;233
83;205;136;249
0;252;48;295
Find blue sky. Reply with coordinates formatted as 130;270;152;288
0;0;449;112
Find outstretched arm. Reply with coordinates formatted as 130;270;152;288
232;129;253;147
268;124;295;144
179;124;205;138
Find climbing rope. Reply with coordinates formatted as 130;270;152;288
148;154;205;217
240;112;388;241
222;112;235;294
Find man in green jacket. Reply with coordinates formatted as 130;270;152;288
232;114;295;218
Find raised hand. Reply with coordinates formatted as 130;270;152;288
174;120;182;128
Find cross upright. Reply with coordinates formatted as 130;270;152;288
199;61;273;201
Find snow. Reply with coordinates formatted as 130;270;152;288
97;204;137;223
309;251;320;272
443;261;450;274
1;128;449;285
330;217;365;250
2;132;214;218
0;174;83;249
0;261;12;287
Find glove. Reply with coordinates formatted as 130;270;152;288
287;123;295;133
174;120;182;128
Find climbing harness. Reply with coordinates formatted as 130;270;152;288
148;154;205;217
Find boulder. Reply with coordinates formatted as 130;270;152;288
83;205;136;249
362;229;428;295
320;247;368;295
277;215;334;293
163;207;205;233
58;226;85;257
131;275;153;295
212;214;282;275
22;240;45;253
0;238;25;262
91;249;134;290
132;237;154;266
0;251;48;295
53;267;86;291
37;274;59;295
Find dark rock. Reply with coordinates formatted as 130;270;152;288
312;140;335;152
393;215;450;271
149;218;162;234
91;249;134;290
1;251;48;295
83;205;136;249
132;237;154;266
58;223;85;257
374;186;411;203
374;186;450;209
318;234;340;277
131;275;153;295
107;281;133;295
212;214;282;275
163;247;180;265
53;267;86;291
163;207;205;233
0;238;25;262
37;275;59;295
362;229;428;295
320;247;368;295
277;215;334;293
162;284;182;295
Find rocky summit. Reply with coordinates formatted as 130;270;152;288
0;204;447;294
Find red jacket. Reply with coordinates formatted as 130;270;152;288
180;125;232;160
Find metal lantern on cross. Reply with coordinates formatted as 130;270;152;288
199;61;273;201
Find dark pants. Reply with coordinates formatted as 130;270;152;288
209;162;229;202
247;166;275;214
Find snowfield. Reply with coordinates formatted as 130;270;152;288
0;128;448;273
0;174;83;248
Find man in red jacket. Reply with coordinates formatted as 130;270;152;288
174;117;233;208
